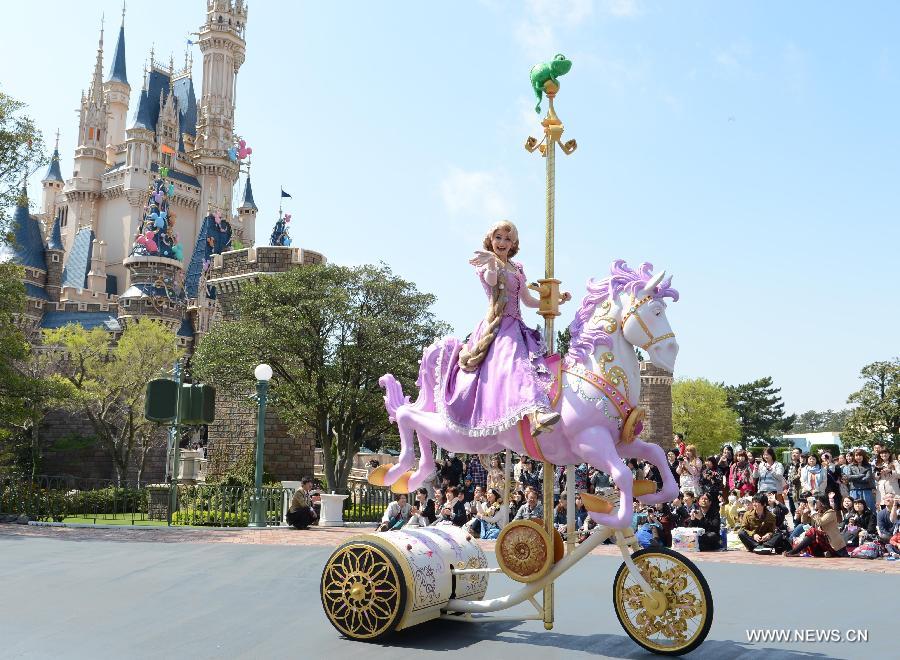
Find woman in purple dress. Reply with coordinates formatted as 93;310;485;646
436;221;570;438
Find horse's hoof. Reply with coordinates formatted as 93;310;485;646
580;492;614;514
633;479;657;497
390;471;414;494
367;464;393;487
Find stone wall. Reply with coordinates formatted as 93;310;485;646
638;361;674;450
205;390;315;482
38;409;167;485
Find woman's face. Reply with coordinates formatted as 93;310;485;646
853;501;864;513
752;501;765;516
843;497;853;510
854;452;864;464
880;451;891;463
491;228;514;261
698;494;710;508
486;491;496;504
807;455;817;467
736;453;747;464
575;496;582;509
491;457;500;469
667;451;676;463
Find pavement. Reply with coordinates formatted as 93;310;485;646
0;523;894;660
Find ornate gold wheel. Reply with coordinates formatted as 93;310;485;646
613;548;713;656
495;519;553;583
320;541;406;640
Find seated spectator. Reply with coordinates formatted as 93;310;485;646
286;476;319;530
509;490;525;522
721;490;742;529
635;512;664;549
513;488;544;522
445;486;467;526
406;500;430;528
377;493;411;532
553;494;568;536
767;491;790;529
414;487;436;525
654;502;676;547
738;493;781;554
688;493;722;551
844;498;877;545
784;495;848;557
788;496;815;545
467;488;504;539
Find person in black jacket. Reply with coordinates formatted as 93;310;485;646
444;486;468;526
688;493;721;551
414;487;436;525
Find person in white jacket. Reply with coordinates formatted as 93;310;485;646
467;488;505;539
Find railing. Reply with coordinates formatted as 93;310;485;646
0;475;392;527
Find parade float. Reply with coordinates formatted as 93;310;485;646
320;55;714;656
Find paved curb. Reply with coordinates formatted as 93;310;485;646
27;520;374;531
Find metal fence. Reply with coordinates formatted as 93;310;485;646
0;475;392;527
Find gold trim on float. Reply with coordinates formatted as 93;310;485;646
495;519;554;583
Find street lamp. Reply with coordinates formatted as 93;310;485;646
248;363;273;528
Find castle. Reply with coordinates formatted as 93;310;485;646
2;0;325;483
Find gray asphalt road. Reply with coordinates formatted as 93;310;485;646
0;535;886;660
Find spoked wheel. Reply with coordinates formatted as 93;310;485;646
612;547;713;656
320;541;407;640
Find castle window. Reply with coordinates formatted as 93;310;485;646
51;254;60;263
162;153;173;168
88;128;94;140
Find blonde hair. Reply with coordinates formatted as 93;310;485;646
459;221;521;372
482;220;520;259
685;444;697;459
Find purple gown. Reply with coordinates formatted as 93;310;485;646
435;260;552;437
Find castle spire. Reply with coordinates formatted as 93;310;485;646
41;130;63;183
89;16;105;103
107;3;128;84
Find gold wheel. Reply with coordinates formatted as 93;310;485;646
495;519;553;583
320;541;406;640
613;548;713;656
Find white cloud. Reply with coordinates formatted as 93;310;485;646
714;40;753;78
515;0;595;59
440;167;515;221
601;0;642;18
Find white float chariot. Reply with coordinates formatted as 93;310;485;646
321;62;713;655
320;482;713;656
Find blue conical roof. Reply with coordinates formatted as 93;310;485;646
0;186;47;271
42;148;63;183
47;212;63;251
239;175;257;210
108;24;128;84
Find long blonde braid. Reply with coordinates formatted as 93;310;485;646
458;278;505;372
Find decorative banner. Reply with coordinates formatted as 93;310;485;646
160;144;176;155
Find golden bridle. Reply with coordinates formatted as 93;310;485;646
620;294;676;351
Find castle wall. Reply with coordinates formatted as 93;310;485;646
638;362;674;450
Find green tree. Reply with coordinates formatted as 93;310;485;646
192;263;450;494
0;262;30;472
0;90;46;232
672;378;741;456
725;377;796;445
43;319;182;485
842;358;900;450
791;409;851;434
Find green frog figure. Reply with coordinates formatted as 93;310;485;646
530;53;573;113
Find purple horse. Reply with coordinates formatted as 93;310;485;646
371;261;681;529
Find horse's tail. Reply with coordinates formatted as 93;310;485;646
379;374;410;424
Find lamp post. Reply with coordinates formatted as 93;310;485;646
248;363;273;528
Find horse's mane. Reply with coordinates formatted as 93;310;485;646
564;260;679;367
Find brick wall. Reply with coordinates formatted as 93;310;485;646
205;390;315;482
638;361;674;450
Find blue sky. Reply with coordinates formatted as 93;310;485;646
4;1;897;415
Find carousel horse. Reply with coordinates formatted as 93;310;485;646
370;260;681;529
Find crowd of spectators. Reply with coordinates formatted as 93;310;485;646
373;440;900;561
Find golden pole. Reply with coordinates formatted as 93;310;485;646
525;81;576;631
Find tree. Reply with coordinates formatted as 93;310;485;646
0;90;46;232
791;409;851;434
192;263;450;494
842;358;900;450
672;378;741;456
725;377;796;445
43;319;182;485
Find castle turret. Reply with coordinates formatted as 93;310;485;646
45;212;65;302
236;174;257;246
41;132;64;232
194;0;248;220
0;185;48;339
103;9;131;166
65;21;108;250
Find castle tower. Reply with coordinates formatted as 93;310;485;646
235;174;257;246
103;8;131;166
64;21;109;251
194;0;248;218
638;361;675;450
0;185;48;339
41;132;64;232
45;212;65;303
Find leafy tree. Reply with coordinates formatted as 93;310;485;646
725;377;796;445
842;358;900;450
791;409;851;434
43;319;182;485
0;90;46;233
192;263;450;494
672;378;741;456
